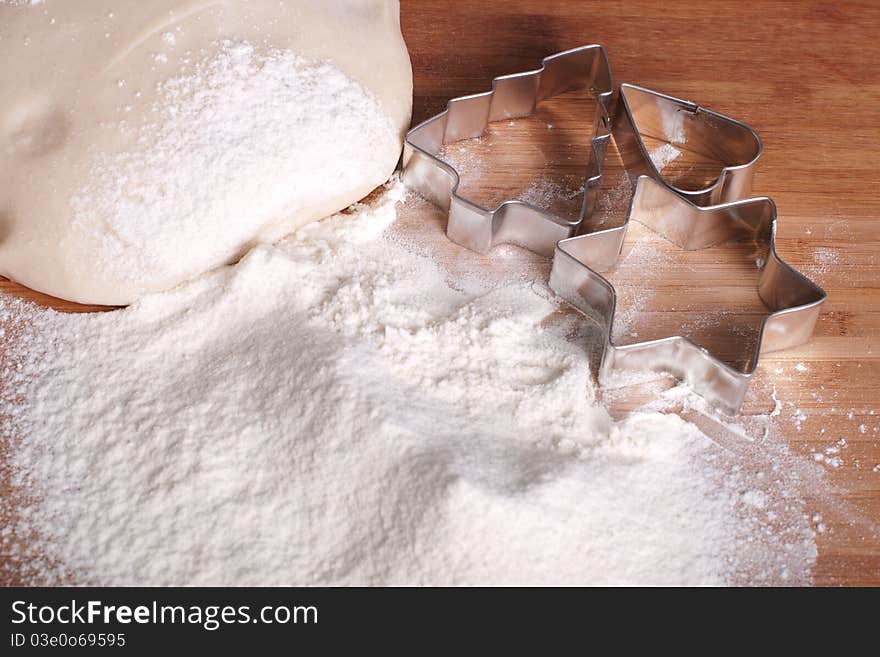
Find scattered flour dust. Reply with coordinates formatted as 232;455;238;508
649;143;682;173
0;180;818;586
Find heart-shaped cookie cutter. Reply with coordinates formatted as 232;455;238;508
613;83;763;206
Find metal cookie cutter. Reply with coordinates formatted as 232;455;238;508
402;47;825;413
613;83;763;206
402;45;613;256
550;176;827;415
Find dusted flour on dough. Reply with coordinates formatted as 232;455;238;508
0;0;412;304
70;41;398;293
1;183;818;586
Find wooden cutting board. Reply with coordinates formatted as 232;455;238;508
1;0;878;585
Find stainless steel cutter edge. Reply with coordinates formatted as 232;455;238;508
613;83;764;207
550;175;827;415
402;44;613;257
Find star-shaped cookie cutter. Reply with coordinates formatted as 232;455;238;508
402;44;613;256
550;175;826;415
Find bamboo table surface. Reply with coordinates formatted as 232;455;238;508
2;0;879;585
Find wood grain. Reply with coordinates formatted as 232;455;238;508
2;0;879;585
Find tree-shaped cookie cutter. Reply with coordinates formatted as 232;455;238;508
402;44;613;256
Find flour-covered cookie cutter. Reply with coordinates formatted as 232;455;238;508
402;45;613;256
550;176;826;415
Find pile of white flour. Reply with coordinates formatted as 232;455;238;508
1;180;818;585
